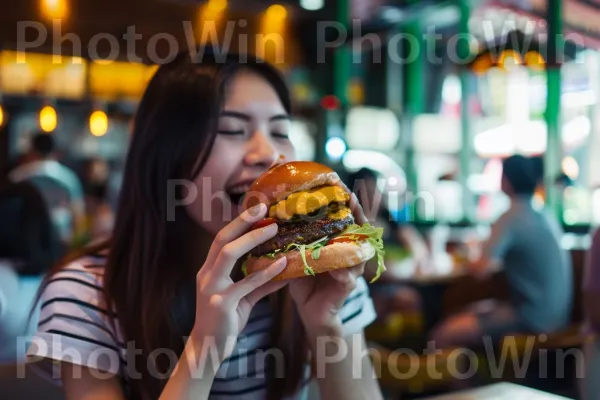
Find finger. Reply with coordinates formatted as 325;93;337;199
349;193;368;224
227;257;287;302
328;269;358;293
332;180;367;223
204;203;268;268
245;280;288;308
348;262;365;278
212;223;278;279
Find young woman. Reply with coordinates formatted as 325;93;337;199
26;50;382;400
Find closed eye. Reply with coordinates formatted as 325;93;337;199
272;132;289;139
218;130;245;136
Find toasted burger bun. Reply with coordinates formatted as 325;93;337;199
243;161;341;210
246;240;375;281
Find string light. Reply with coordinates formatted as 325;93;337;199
41;0;68;21
39;105;57;133
266;4;287;20
89;110;108;137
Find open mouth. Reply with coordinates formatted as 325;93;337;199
226;182;252;206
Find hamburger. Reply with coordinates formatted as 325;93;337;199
241;161;385;282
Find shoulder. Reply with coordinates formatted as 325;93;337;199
42;256;106;303
27;256;123;380
339;276;377;337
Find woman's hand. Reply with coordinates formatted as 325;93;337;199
289;191;368;340
192;203;287;361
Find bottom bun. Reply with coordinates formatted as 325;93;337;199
246;240;376;281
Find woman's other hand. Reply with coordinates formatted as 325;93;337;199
192;203;287;361
289;191;369;340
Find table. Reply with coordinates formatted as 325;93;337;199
381;253;466;285
422;383;572;399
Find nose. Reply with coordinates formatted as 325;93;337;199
244;131;280;168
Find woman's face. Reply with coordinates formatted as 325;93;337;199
187;71;296;235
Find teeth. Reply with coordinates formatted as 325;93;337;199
228;184;251;195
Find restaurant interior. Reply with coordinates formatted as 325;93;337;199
0;0;598;399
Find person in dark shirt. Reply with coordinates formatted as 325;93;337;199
430;155;572;347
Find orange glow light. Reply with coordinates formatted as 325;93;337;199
89;110;108;137
266;4;288;20
40;105;57;133
41;0;68;21
524;51;545;70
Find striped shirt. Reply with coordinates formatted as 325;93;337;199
26;256;377;399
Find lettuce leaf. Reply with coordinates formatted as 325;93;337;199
336;223;386;283
285;236;328;276
256;224;385;281
241;258;249;277
311;246;323;260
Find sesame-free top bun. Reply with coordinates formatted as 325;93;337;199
242;161;341;210
245;240;376;281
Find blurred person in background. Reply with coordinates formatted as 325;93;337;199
9;133;85;245
26;50;382;400
348;167;426;316
82;157;114;240
431;155;572;347
348;167;429;264
581;228;600;399
0;181;63;363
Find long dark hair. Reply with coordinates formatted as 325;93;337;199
37;49;307;399
0;181;63;275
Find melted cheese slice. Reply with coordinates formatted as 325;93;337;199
328;206;352;220
269;185;350;220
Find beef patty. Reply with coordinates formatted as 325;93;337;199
250;215;355;257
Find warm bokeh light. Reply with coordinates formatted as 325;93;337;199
258;5;288;66
202;0;227;22
89;110;108;137
499;50;522;70
524;51;545;70
41;0;69;20
207;0;227;13
39;105;57;133
471;53;493;75
0;105;4;127
266;4;288;20
562;156;580;180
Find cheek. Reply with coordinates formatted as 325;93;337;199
280;143;297;161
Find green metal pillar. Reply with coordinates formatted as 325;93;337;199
545;0;563;220
404;21;425;221
458;0;473;223
318;0;350;166
334;0;350;106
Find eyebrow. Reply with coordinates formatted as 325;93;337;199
220;111;291;122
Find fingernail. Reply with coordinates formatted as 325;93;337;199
262;223;278;235
248;203;266;216
272;256;287;268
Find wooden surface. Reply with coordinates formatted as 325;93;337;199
421;383;572;399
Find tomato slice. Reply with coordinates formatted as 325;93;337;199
250;217;277;231
327;234;369;245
